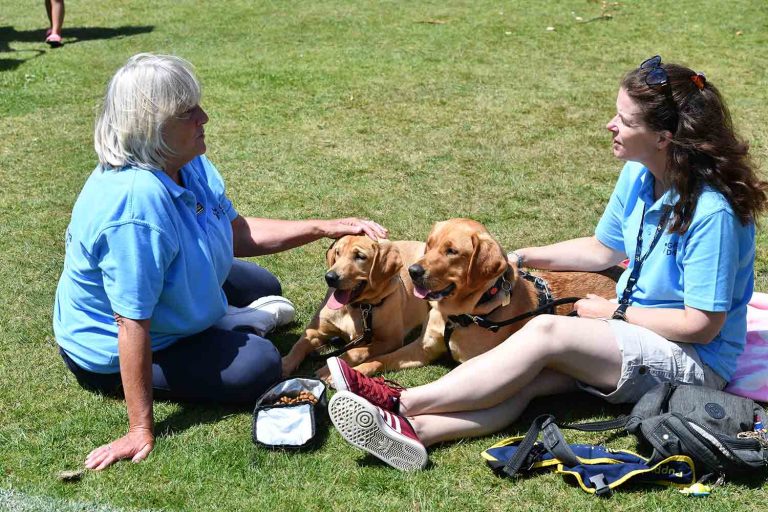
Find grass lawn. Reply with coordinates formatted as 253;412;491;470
1;0;767;510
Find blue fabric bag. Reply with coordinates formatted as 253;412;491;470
482;435;696;496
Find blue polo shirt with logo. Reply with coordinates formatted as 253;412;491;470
54;155;238;373
595;161;754;381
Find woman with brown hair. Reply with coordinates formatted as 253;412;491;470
324;56;768;471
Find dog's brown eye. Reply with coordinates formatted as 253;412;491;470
445;247;458;256
355;252;367;261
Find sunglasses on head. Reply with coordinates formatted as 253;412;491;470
640;55;669;87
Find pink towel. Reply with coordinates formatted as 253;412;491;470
724;292;768;403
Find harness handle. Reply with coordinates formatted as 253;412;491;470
309;303;375;361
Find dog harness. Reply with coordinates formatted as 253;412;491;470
311;300;383;360
442;269;581;357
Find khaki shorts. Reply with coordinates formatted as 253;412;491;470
577;320;727;404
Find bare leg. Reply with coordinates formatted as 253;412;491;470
400;315;622;417
412;369;576;446
47;0;65;36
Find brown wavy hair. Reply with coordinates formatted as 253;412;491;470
622;61;768;234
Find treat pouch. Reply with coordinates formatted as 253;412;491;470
252;377;328;449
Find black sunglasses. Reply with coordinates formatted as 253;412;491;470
639;55;679;131
640;55;669;87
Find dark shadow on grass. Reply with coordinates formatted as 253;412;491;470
154;402;247;439
355;454;436;471
270;329;301;357
0;25;154;72
517;391;631;427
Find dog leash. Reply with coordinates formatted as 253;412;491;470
310;302;377;361
442;269;583;356
443;296;582;348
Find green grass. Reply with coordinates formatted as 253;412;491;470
1;0;767;510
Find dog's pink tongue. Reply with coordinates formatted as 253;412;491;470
327;289;353;310
413;286;430;299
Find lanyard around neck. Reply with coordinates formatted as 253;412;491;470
619;204;672;305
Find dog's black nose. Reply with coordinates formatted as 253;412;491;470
325;271;340;288
408;264;425;281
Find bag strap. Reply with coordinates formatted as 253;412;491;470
561;416;631;432
502;413;635;478
501;415;553;476
541;419;582;467
501;415;581;476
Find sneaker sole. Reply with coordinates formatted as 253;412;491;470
328;392;427;471
327;357;350;392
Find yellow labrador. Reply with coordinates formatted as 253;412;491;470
351;218;621;374
281;236;430;378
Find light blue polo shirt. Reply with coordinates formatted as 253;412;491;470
595;161;754;381
54;155;238;373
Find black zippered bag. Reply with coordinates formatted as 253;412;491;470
622;382;767;475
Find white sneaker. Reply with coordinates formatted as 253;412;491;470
214;295;296;336
328;391;428;471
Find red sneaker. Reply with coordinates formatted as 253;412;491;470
329;391;427;471
327;356;403;412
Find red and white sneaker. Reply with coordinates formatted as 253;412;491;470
328;391;427;471
327;356;403;412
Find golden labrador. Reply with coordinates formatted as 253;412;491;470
351;218;621;375
281;235;430;378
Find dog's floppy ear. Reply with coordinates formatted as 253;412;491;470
368;241;403;288
326;239;340;268
467;233;507;286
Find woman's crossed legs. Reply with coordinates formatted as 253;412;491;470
399;314;623;446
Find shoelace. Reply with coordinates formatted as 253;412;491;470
357;376;403;407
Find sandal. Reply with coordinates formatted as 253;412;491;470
45;33;63;48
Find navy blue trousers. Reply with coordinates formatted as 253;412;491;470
60;259;283;405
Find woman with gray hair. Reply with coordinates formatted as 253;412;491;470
53;53;386;470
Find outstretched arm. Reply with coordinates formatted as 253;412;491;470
231;215;388;257
510;236;625;272
85;316;155;470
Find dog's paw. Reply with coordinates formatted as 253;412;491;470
351;362;378;376
315;365;332;384
281;356;298;377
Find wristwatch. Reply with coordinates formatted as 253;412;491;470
612;303;629;321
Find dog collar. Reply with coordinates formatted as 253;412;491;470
476;267;513;306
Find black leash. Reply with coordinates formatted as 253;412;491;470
443;295;582;351
310;302;376;361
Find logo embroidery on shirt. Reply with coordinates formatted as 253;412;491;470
664;240;678;256
211;205;224;219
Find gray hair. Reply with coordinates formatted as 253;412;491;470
94;53;201;170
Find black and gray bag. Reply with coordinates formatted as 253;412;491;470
623;382;768;475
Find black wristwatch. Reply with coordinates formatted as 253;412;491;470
612;303;629;321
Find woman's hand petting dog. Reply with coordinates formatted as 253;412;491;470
574;294;616;319
321;218;388;241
